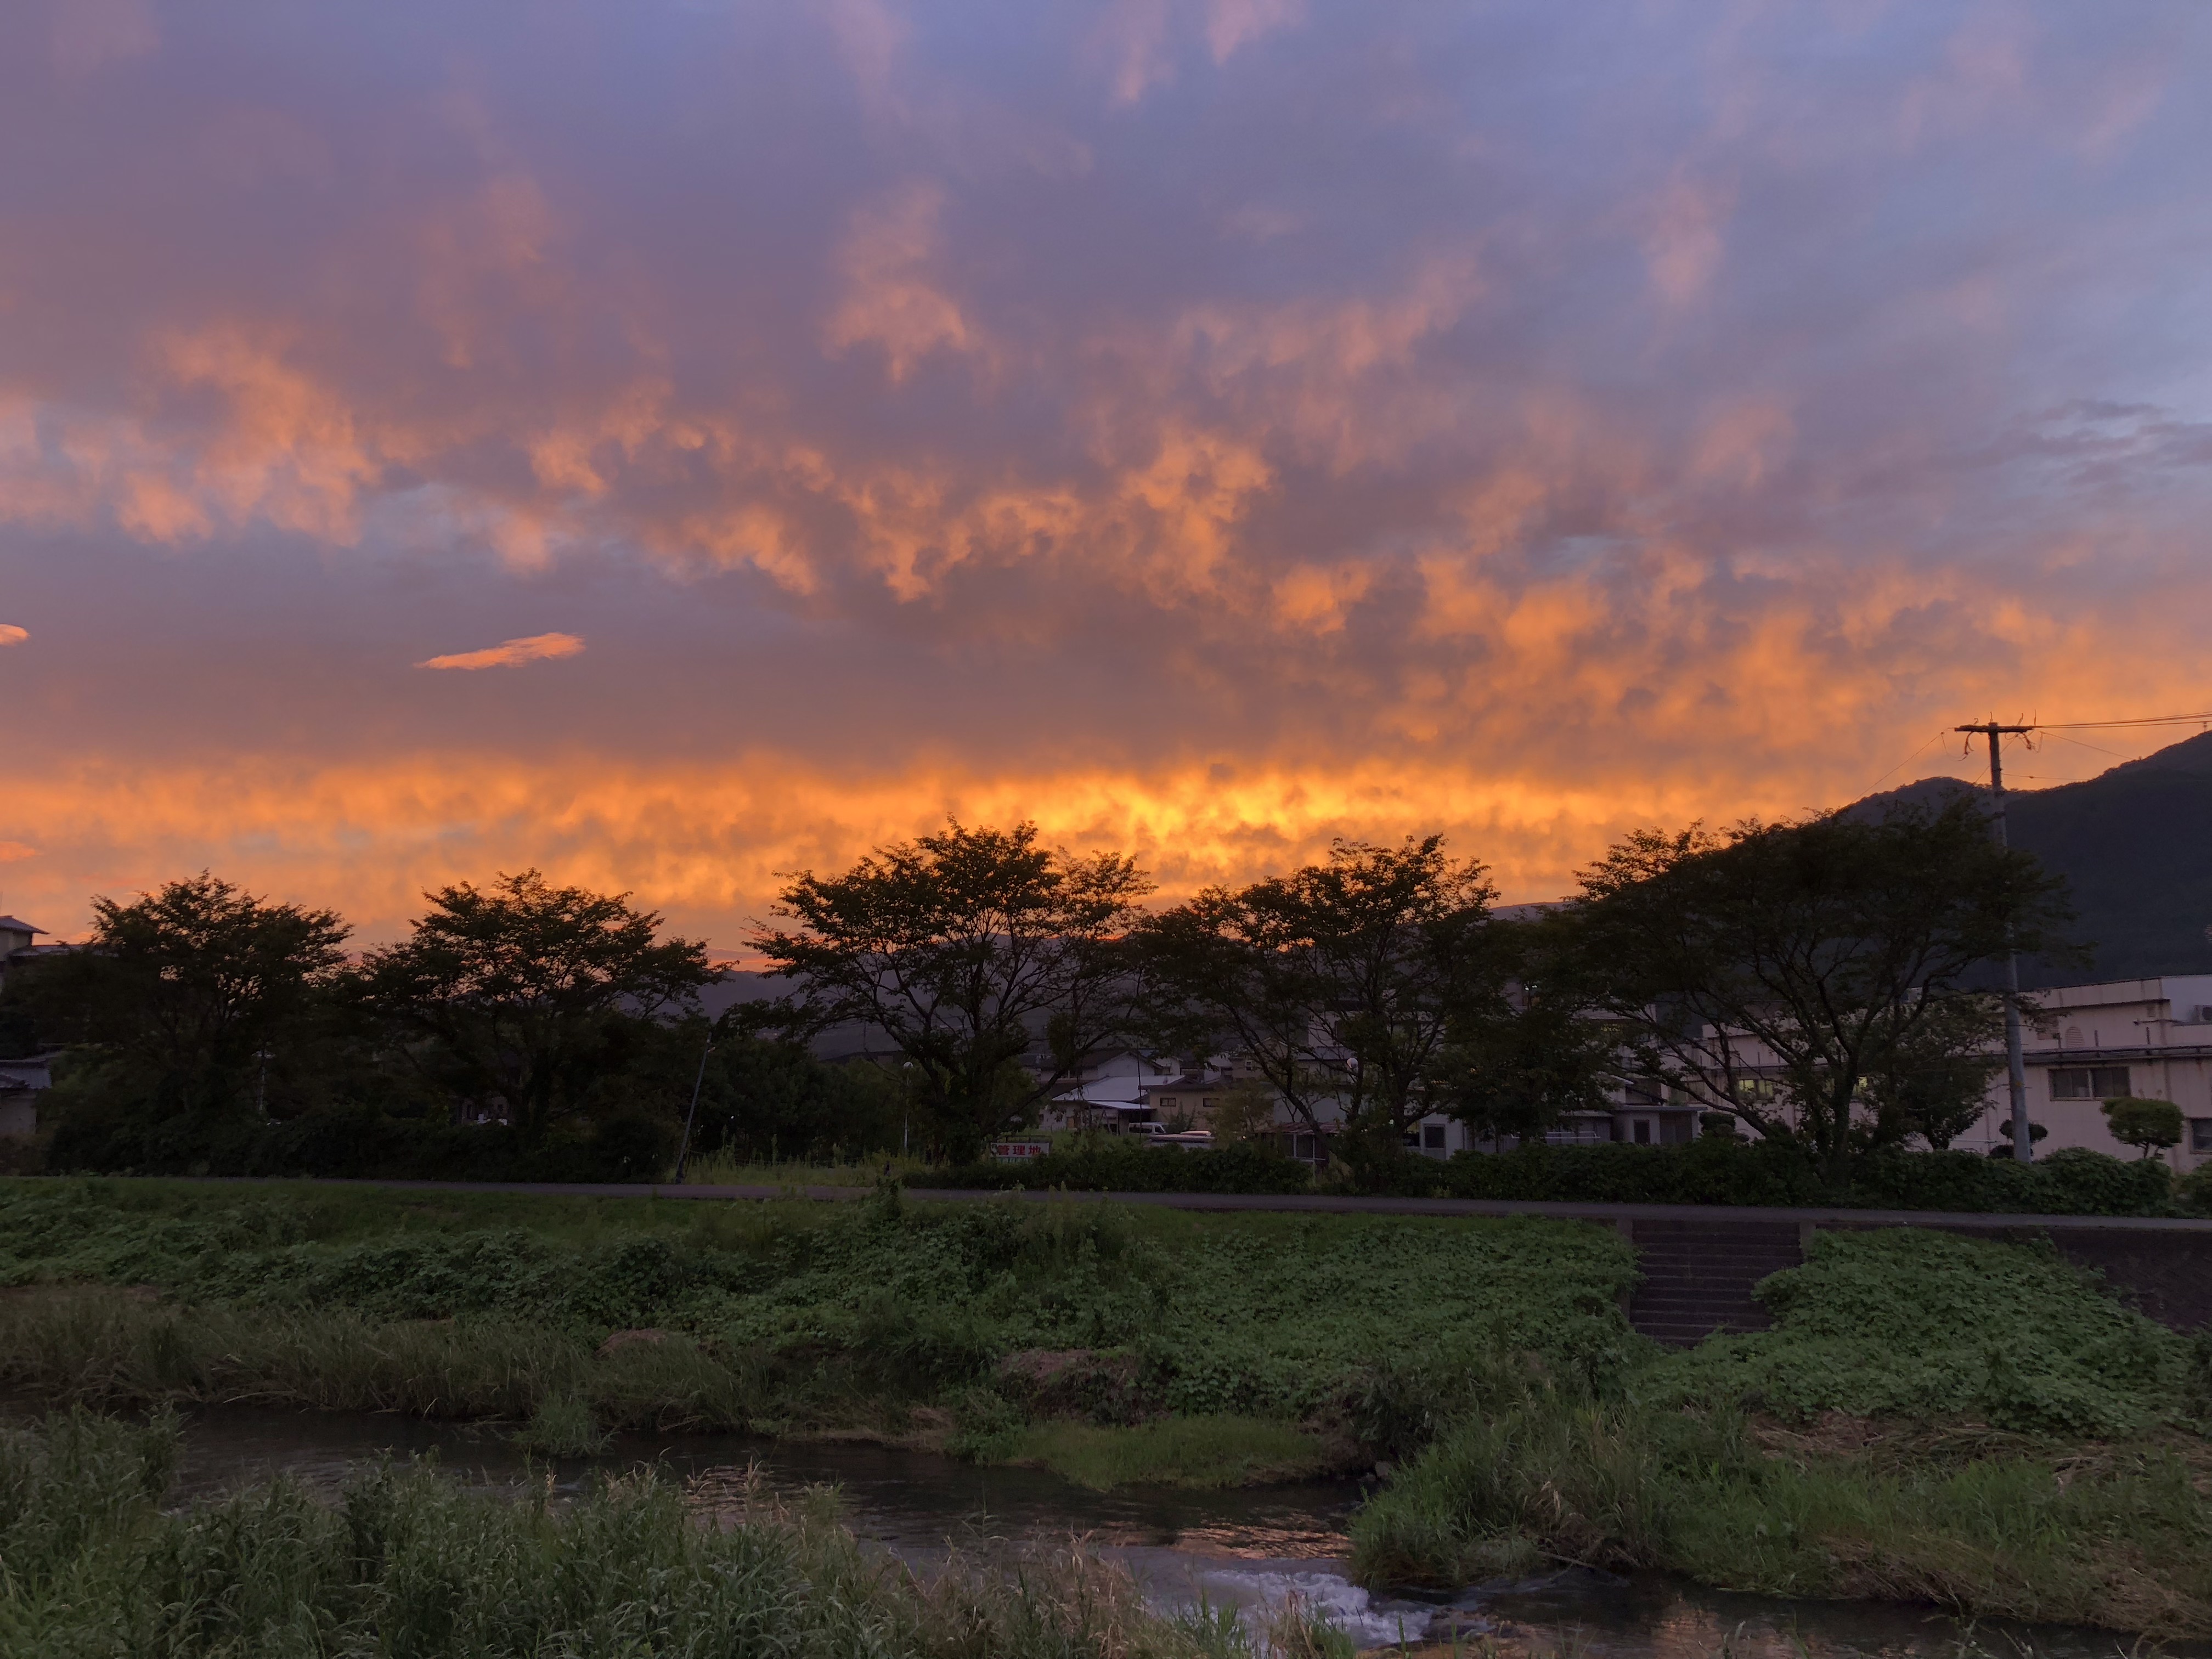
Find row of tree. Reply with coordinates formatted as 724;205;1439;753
757;802;2071;1176
7;794;2074;1179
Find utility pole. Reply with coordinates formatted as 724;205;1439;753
670;1032;714;1183
1955;722;2036;1161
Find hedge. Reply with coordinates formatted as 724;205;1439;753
907;1142;1314;1195
44;1102;675;1185
913;1138;2181;1216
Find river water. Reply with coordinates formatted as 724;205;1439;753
165;1408;2170;1659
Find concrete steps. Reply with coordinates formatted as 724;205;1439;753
1627;1220;1805;1347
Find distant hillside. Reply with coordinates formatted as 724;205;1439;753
1852;729;2212;986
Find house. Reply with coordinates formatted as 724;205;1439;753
0;1053;52;1138
1042;1048;1189;1133
0;917;60;1139
0;915;54;988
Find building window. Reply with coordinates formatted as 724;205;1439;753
2050;1066;2131;1099
1633;1118;1652;1144
1423;1124;1446;1151
2192;1119;2212;1153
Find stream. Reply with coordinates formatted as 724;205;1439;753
160;1409;2176;1658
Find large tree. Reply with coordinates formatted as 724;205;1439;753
1569;799;2074;1177
1137;836;1502;1170
19;872;351;1115
356;870;711;1140
749;820;1151;1163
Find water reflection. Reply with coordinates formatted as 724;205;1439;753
160;1409;2187;1659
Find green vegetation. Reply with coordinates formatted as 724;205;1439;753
2103;1096;2186;1157
924;1137;2184;1216
7;1179;2211;1638
993;1415;1337;1490
1350;1393;2211;1638
1352;1229;2212;1638
0;1177;1637;1461
0;1410;1277;1659
1645;1229;2198;1435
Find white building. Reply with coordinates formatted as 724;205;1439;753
1955;976;2212;1170
1714;975;2212;1172
0;916;57;1139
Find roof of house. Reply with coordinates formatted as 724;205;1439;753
0;917;45;936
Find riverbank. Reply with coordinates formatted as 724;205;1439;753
3;1178;2207;1638
0;1409;1302;1659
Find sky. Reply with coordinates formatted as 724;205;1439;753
2;0;2210;951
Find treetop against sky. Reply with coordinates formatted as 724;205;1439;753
0;0;2207;947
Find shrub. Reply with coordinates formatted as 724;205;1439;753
46;1102;678;1184
2103;1097;2186;1158
2178;1159;2212;1218
911;1141;1314;1195
1435;1140;1832;1206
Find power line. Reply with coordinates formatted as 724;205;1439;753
2036;710;2212;731
2039;729;2129;762
1860;728;1950;797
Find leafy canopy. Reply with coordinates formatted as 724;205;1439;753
1570;799;2074;1172
1138;836;1503;1166
357;870;710;1141
751;820;1152;1163
19;872;349;1114
2102;1097;2184;1158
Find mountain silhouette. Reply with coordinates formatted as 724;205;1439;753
1852;728;2212;986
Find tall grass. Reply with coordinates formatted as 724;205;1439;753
1348;1229;2212;1638
0;1410;1262;1659
1349;1387;2212;1638
0;1288;760;1435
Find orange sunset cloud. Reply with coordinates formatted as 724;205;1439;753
417;633;586;672
0;0;2203;941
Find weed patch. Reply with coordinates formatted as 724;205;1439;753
1003;1416;1346;1489
0;1181;1642;1440
1643;1229;2196;1437
0;1410;1255;1658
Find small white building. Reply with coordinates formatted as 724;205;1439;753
0;916;57;1139
0;1056;51;1138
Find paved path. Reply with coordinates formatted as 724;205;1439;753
169;1174;2212;1232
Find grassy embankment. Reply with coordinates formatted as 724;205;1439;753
1353;1227;2212;1637
0;1178;1635;1489
0;1410;1341;1659
4;1179;2210;1637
